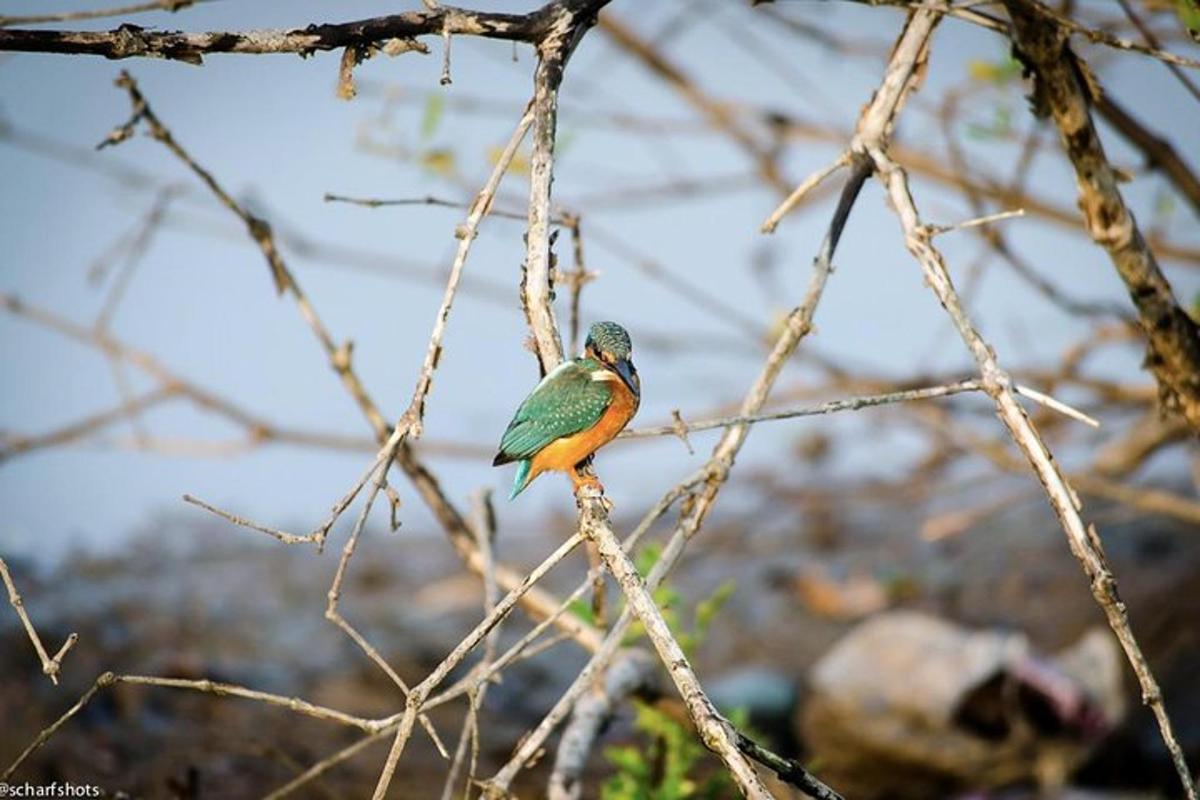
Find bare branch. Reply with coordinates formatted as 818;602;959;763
371;533;586;799
0;3;564;63
183;494;319;546
4;671;397;781
760;152;850;233
1007;2;1200;431
851;4;1200;797
621;380;984;440
547;649;657;800
575;497;773;798
0;0;207;28
0;558;78;686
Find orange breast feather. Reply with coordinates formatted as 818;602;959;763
529;377;638;478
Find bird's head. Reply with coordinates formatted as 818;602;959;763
585;321;639;397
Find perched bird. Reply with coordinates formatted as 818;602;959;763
493;321;640;499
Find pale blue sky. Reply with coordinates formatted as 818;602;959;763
2;0;1198;563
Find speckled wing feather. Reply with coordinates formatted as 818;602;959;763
493;359;613;465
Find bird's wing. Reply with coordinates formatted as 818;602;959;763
493;359;613;464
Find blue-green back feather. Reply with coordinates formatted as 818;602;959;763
509;459;534;499
494;358;613;465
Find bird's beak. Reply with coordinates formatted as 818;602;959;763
613;357;639;397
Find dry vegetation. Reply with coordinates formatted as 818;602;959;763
2;1;1199;798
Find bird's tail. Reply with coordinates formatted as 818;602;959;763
509;460;533;500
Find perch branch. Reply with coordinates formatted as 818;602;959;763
575;497;774;799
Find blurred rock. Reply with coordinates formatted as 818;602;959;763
708;667;798;751
801;611;1124;799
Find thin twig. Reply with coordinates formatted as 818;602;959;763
621;380;984;440
760;152;850;233
4;671;396;781
0;558;78;686
0;0;207;28
927;208;1025;236
371;533;587;799
865;4;1199;797
183;494;319;545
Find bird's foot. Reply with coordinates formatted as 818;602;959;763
572;474;612;511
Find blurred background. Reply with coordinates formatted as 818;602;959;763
1;1;1198;797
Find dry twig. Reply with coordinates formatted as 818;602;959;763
0;559;78;687
1007;2;1200;432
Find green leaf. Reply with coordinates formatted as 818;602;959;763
1176;0;1200;35
635;543;663;578
567;597;596;625
693;580;736;642
603;703;738;800
967;56;1021;85
418;148;456;177
420;92;445;141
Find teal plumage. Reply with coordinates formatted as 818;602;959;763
493;321;640;500
493;358;614;498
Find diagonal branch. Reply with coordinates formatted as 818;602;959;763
856;4;1199;797
0;559;78;687
575;500;773;799
1005;0;1200;431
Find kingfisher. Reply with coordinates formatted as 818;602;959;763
493;321;641;499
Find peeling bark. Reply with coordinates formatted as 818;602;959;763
1007;0;1200;431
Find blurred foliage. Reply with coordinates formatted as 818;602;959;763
602;703;738;800
598;553;740;799
420;92;445;141
967;56;1022;85
418;147;457;177
622;543;737;657
488;143;531;176
1176;0;1200;38
966;105;1014;140
568;544;736;657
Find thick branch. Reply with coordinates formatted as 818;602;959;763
0;4;559;63
1007;1;1200;431
576;497;773;799
521;0;611;372
860;5;1197;798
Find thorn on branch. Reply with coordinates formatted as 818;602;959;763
382;36;429;57
670;409;693;454
385;483;403;532
927;208;1026;237
337;44;363;100
440;26;452;85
